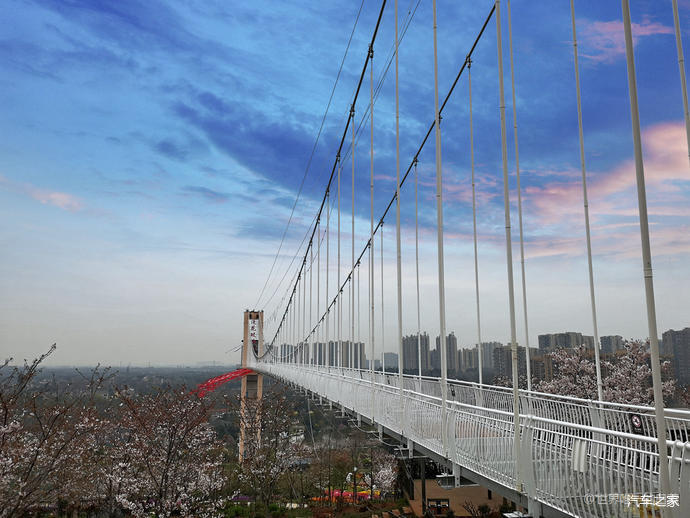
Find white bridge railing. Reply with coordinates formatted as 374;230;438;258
254;361;690;518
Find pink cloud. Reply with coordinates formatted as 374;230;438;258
518;122;689;260
521;223;690;262
28;187;83;212
442;171;500;206
376;124;687;265
524;121;689;226
0;175;84;212
417;164;500;207
578;17;673;64
595;224;690;260
592;121;689;197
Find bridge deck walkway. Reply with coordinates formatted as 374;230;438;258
254;362;690;518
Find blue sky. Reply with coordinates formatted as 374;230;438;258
1;0;689;366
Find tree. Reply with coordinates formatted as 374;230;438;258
231;387;297;513
678;386;690;409
491;373;528;390
534;346;597;399
109;385;227;517
0;345;111;518
370;448;397;497
280;442;318;506
535;341;676;405
601;341;676;405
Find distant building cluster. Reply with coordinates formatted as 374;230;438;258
279;326;690;386
399;333;500;376
538;332;594;351
280;341;367;369
402;333;431;372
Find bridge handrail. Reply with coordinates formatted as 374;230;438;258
311;365;690;418
371;378;687;449
260;361;690;419
257;360;690;518
263;363;690;447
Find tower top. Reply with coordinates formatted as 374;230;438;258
242;310;264;367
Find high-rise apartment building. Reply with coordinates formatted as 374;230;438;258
459;347;478;372
402;332;431;373
481;342;501;370
538;332;594;351
310;342;325;365
493;345;527;379
530;353;554;382
599;335;624;355
662;328;690;385
430;347;440;372
338;341;366;369
436;332;458;375
383;352;399;371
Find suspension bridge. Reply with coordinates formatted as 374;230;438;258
243;1;690;517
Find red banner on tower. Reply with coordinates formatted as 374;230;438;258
193;368;254;397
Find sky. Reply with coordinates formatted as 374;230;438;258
1;0;689;367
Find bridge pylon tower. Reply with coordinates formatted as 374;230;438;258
239;309;264;462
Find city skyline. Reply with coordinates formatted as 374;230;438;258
281;326;690;389
275;326;687;363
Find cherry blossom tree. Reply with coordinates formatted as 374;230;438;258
231;387;297;512
535;341;676;405
371;449;397;497
534;346;597;399
109;385;228;517
0;345;111;518
280;442;318;505
491;374;528;390
600;341;676;405
2;348;401;516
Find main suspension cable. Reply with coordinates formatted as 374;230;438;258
270;0;421;352
297;5;496;350
261;1;389;355
255;0;366;310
